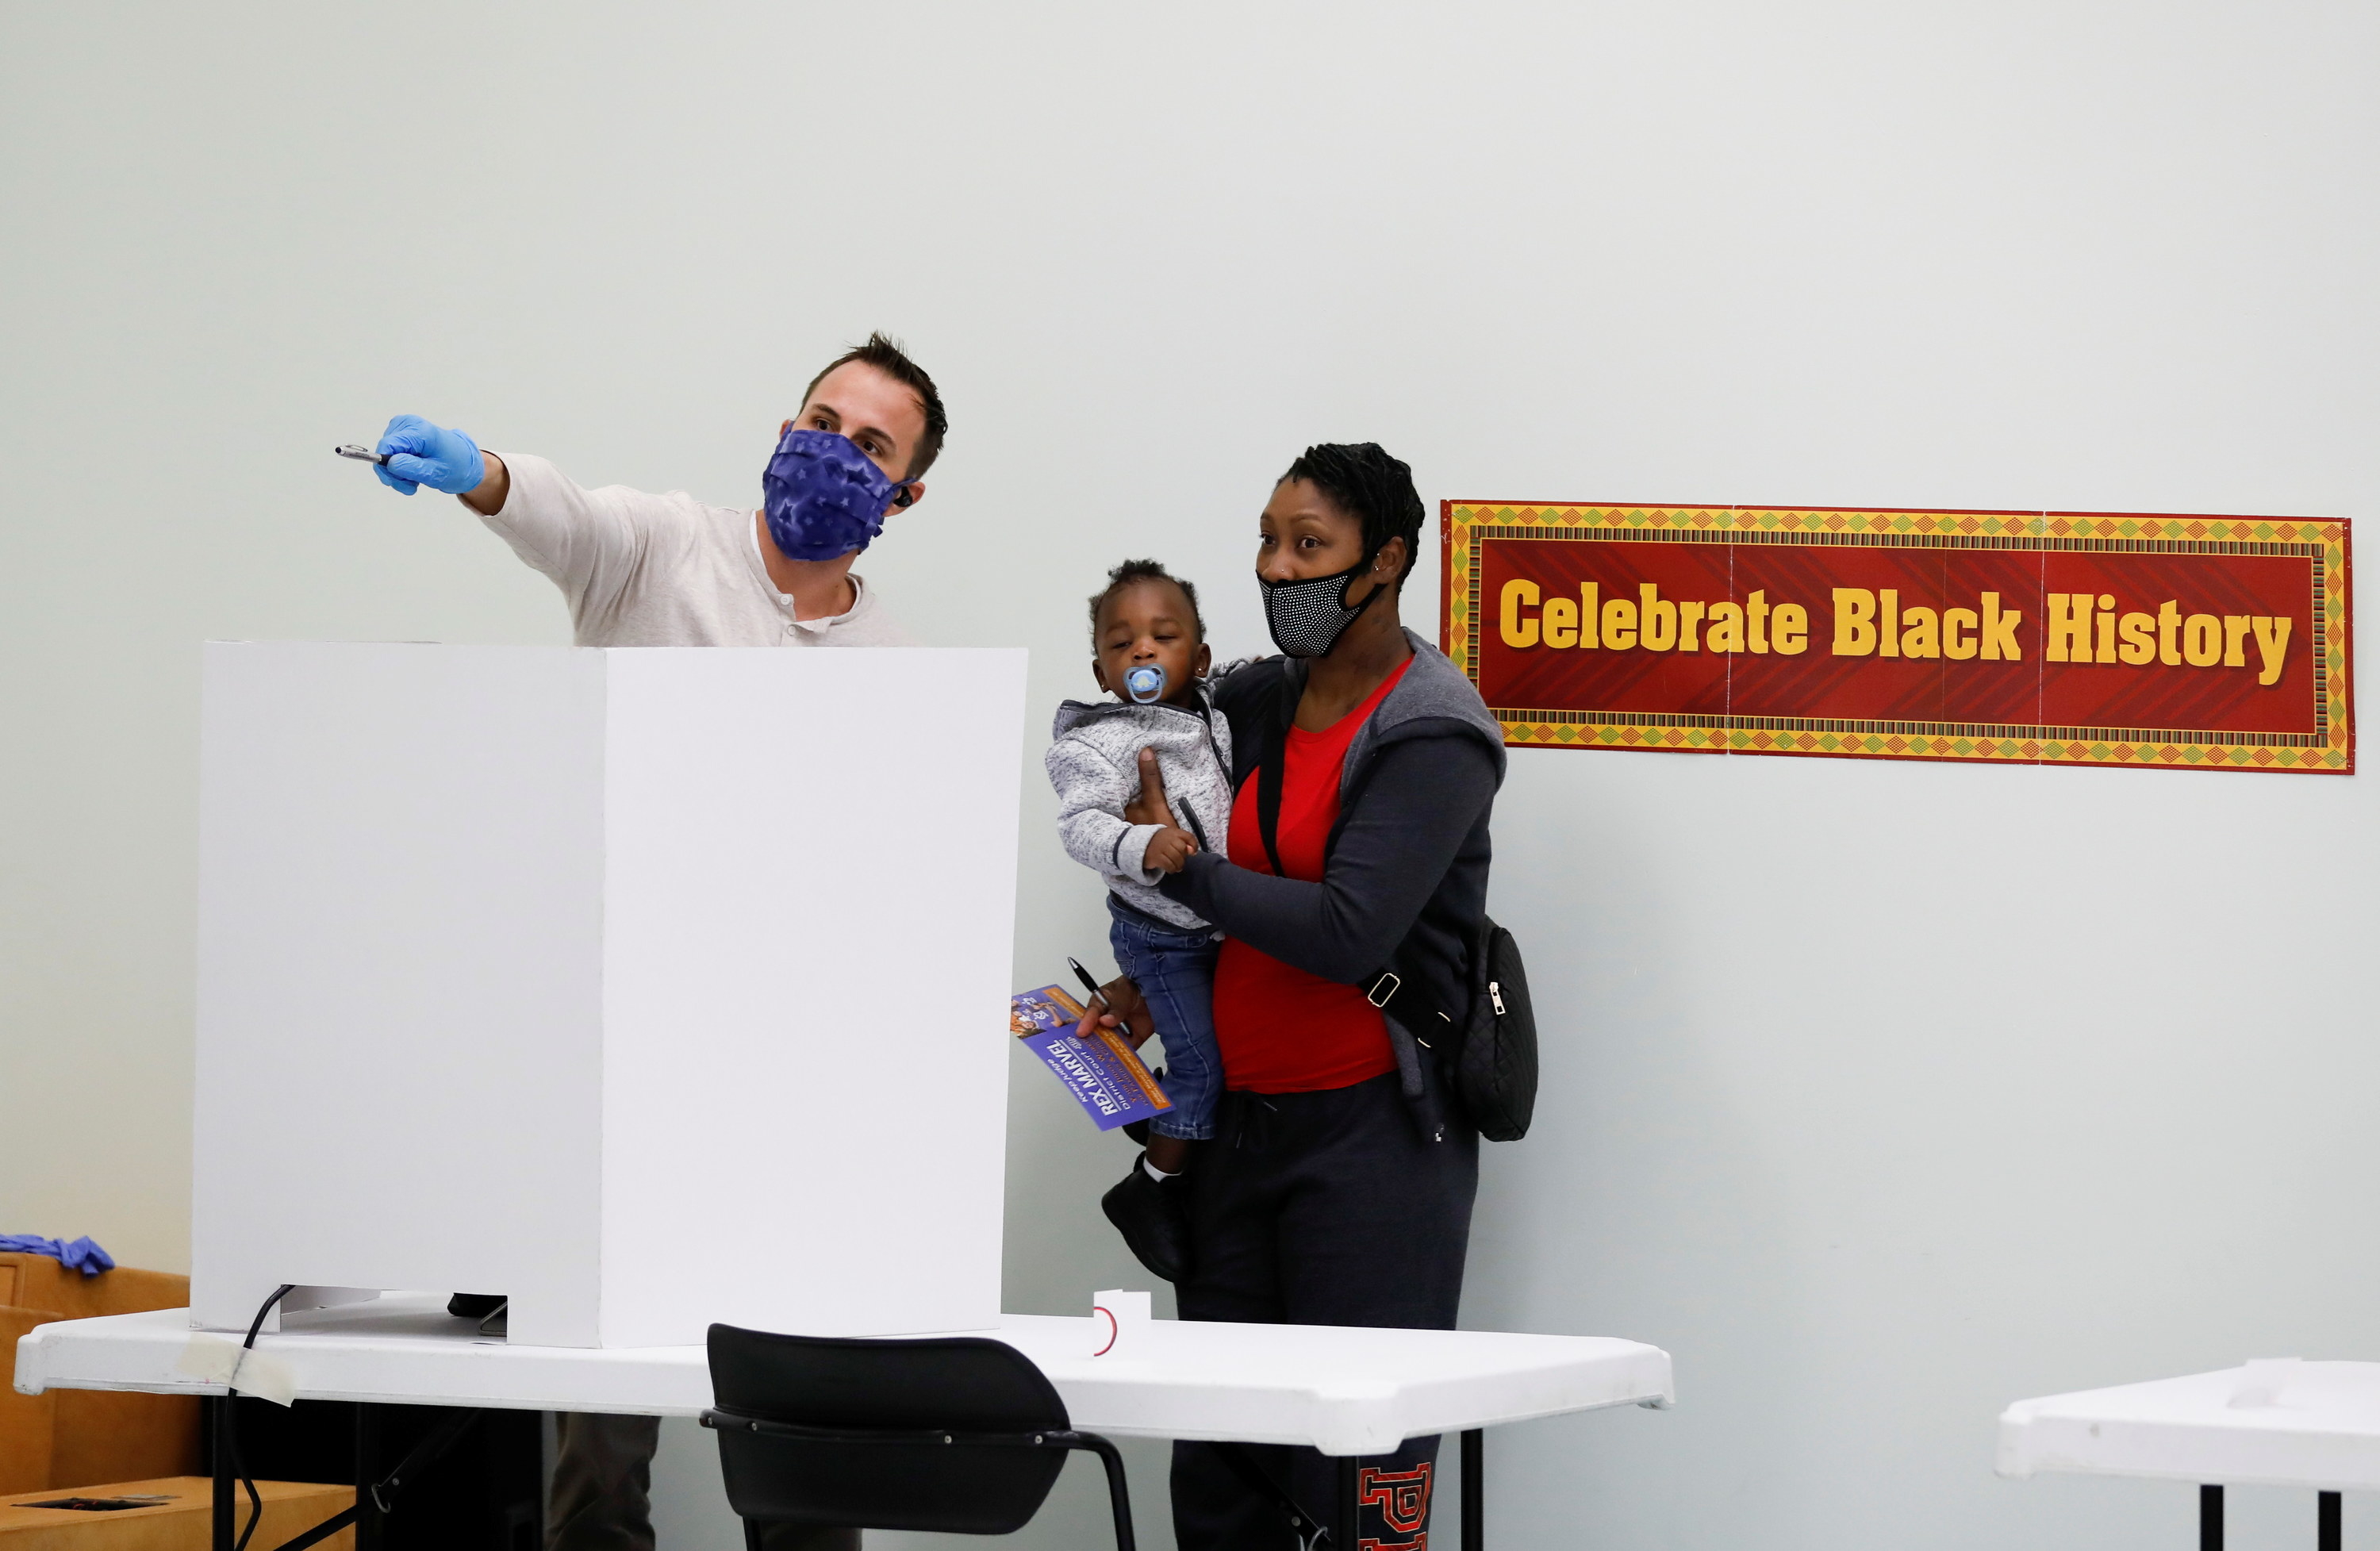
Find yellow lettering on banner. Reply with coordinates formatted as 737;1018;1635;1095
1772;603;1810;655
1542;596;1580;650
1898;606;1940;658
1579;583;1601;649
1678;601;1706;651
1832;589;1877;656
2182;613;2221;667
2117;612;2155;665
2252;616;2292;685
1603;597;1638;651
1706;602;1746;653
1499;579;1541;648
1943;607;1979;660
1640;584;1679;651
1748;591;1772;655
2048;593;2093;663
1982;593;2021;661
2221;615;2252;668
2156;601;2182;666
2096;595;2117;662
1880;589;1900;658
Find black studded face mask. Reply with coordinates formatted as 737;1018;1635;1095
1259;551;1385;658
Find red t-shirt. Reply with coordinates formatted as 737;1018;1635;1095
1210;658;1412;1093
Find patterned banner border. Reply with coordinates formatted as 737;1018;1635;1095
1441;502;2355;774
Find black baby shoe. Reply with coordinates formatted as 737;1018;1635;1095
1101;1157;1192;1283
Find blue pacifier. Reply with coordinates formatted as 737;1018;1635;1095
1123;665;1167;704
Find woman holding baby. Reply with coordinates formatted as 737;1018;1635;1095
1083;441;1505;1551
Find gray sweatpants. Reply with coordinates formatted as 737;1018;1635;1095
548;1412;859;1551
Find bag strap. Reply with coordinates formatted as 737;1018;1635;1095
1252;668;1297;877
1361;956;1459;1046
1364;912;1501;1046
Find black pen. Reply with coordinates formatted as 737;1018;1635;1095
1066;957;1106;1011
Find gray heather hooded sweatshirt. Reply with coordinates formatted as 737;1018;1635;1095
1046;685;1235;931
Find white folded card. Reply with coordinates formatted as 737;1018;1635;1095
1092;1289;1152;1358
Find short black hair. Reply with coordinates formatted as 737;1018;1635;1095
1088;559;1205;646
1278;442;1425;591
800;331;949;480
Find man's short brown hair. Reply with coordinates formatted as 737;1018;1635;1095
801;331;948;480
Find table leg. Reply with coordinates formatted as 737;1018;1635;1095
1461;1430;1484;1550
1336;1456;1358;1550
2319;1490;2340;1551
355;1401;383;1551
2202;1484;2224;1551
212;1394;235;1551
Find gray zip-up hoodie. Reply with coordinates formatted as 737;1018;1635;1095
1046;685;1235;931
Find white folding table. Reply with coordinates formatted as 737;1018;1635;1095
17;1295;1673;1549
1999;1361;2380;1550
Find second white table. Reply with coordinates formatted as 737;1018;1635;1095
2000;1360;2380;1549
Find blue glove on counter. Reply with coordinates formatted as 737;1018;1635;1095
0;1233;115;1276
374;414;487;497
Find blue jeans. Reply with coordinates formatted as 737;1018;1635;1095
1107;895;1223;1142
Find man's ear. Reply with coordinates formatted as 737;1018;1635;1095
890;481;925;511
1091;658;1111;693
1376;536;1410;582
779;418;793;436
1193;642;1213;678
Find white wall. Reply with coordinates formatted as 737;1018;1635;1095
4;3;2375;1548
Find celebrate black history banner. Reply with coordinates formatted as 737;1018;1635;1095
1441;503;2352;774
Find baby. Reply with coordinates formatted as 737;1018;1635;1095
1045;559;1234;1283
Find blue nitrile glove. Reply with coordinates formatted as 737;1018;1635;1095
0;1233;115;1276
373;414;486;497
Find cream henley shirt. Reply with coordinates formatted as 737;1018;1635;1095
478;451;917;649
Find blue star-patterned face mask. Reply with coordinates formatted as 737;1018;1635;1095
761;428;912;561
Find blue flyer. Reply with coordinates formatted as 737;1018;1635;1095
1011;984;1173;1131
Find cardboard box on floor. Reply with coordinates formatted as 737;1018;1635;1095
0;1256;202;1495
0;1477;353;1551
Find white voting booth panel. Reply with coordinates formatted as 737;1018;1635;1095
192;643;1026;1348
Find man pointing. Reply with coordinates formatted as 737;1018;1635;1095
373;332;945;1551
374;329;940;650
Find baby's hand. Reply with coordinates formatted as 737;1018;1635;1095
1142;826;1199;874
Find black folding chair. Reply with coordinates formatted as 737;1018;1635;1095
701;1323;1138;1551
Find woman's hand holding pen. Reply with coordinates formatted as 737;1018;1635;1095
1075;975;1154;1048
